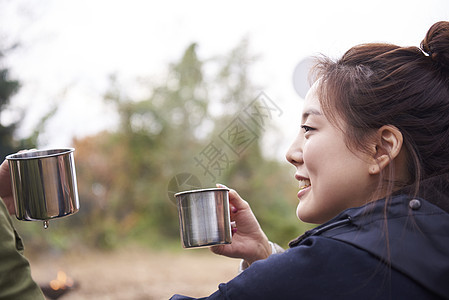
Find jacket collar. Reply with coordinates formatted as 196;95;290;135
289;190;449;298
290;172;449;247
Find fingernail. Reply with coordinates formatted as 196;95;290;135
216;183;230;189
231;206;238;213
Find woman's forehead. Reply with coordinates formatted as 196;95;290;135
302;83;322;120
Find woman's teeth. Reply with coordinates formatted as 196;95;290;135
299;179;311;191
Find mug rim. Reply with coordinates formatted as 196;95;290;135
174;187;229;197
6;148;75;161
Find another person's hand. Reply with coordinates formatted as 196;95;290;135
210;184;271;265
0;159;15;215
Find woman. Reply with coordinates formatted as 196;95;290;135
171;21;449;299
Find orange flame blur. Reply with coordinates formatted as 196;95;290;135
49;271;74;291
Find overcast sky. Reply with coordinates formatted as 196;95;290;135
1;0;448;160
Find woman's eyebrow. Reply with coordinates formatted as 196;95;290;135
302;108;322;122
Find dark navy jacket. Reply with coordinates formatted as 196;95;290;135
171;176;449;299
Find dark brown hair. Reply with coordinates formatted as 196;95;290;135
313;21;449;199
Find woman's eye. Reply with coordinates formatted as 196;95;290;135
301;125;315;133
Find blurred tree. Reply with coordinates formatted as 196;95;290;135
62;39;312;250
70;42;211;248
0;1;50;153
0;48;21;159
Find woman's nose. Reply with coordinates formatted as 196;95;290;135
285;136;303;166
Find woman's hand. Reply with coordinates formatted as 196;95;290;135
210;184;271;265
0;159;15;215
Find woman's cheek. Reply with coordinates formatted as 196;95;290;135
303;141;316;166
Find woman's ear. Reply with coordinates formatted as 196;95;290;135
368;125;403;175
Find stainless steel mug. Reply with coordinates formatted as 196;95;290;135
175;188;232;248
6;148;80;228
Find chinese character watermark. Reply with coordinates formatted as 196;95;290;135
167;92;283;201
195;92;282;183
218;117;258;156
194;141;234;182
244;91;283;130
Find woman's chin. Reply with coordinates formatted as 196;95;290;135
296;202;323;224
296;203;311;222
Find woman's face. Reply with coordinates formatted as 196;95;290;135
286;83;377;224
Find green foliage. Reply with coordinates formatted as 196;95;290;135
0;55;21;159
0;44;38;158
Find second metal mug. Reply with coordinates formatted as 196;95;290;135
175;188;232;248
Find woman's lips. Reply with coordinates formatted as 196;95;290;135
297;185;311;199
297;178;311;199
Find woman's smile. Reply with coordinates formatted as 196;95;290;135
297;185;311;199
296;177;311;198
